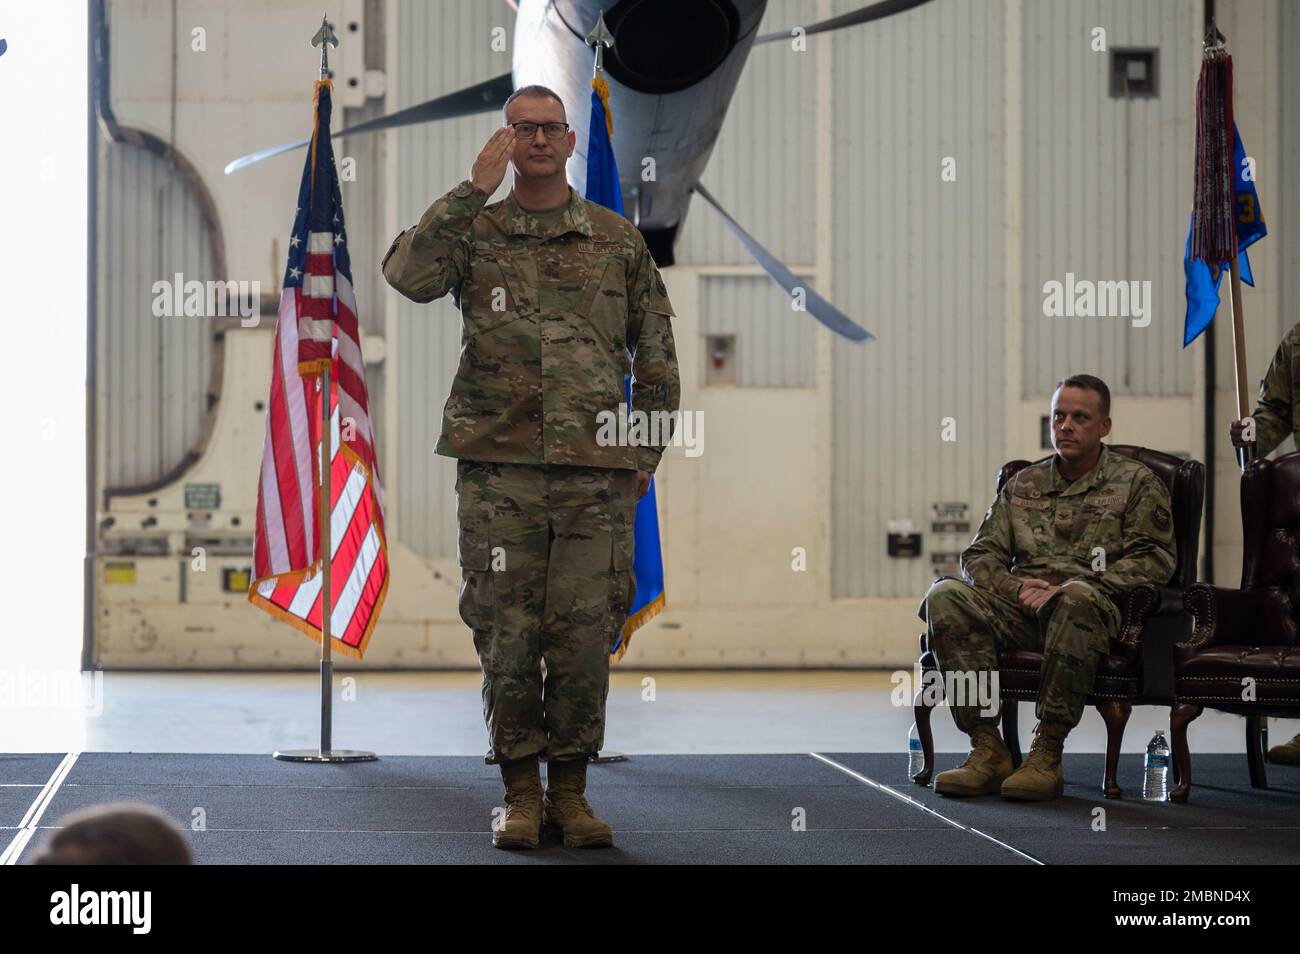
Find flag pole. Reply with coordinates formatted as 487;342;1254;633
1193;19;1253;473
274;15;376;764
1227;256;1253;471
586;10;627;766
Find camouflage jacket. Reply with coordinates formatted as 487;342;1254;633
381;179;680;471
1250;322;1300;457
960;444;1177;608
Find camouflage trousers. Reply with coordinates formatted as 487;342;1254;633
921;577;1121;733
455;459;637;764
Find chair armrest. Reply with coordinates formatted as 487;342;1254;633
1180;583;1265;653
1116;584;1159;649
1111;583;1183;660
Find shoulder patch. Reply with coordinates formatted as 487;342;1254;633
1153;505;1171;531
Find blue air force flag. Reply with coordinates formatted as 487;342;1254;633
585;74;666;659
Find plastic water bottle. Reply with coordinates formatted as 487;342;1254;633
908;723;924;777
1143;730;1170;802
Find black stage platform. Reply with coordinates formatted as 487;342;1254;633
3;752;1298;864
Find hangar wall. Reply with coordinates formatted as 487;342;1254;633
829;0;1008;600
697;275;817;388
388;0;501;564
96;143;215;490
90;0;1299;667
1019;0;1198;399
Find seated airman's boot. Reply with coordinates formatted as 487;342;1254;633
493;757;542;849
544;757;614;848
1001;721;1069;801
934;723;1014;797
1268;732;1300;765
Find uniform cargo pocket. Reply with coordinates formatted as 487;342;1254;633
575;257;627;342
464;256;521;336
457;525;491;571
458;567;494;634
456;524;493;633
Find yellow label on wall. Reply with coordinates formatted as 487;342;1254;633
104;562;136;585
222;568;251;592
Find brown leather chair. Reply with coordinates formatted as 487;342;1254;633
1173;451;1300;801
912;444;1205;798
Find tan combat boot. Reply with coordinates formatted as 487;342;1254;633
1001;721;1069;801
544;757;613;848
493;757;542;849
1268;732;1300;765
934;724;1014;797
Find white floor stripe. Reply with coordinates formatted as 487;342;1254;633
808;752;1044;865
0;751;80;865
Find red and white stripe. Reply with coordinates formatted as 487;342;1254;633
250;238;388;658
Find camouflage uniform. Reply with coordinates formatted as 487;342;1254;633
382;179;679;764
921;444;1177;732
1248;322;1300;456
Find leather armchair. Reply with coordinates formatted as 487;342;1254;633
1173;451;1300;801
913;444;1205;798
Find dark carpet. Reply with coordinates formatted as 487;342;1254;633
2;751;1296;864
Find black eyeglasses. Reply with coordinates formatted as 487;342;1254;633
509;121;569;140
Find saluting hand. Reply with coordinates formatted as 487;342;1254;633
470;126;516;196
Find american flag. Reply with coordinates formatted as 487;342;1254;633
248;80;389;659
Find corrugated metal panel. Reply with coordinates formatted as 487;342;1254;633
700;274;816;386
341;100;387;340
98;141;213;488
392;0;503;560
674;0;819;267
340;97;390;478
831;0;1006;598
1020;0;1197;396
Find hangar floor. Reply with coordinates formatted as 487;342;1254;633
0;669;1266;754
4;750;1299;864
3;672;1297;864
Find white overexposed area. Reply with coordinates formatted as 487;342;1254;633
0;4;88;678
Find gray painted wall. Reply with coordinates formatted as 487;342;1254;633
831;0;1008;597
1020;0;1198;397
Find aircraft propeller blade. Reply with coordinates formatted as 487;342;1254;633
693;183;874;343
755;0;935;44
225;72;514;174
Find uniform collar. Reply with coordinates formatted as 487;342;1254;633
503;185;594;240
1049;443;1111;495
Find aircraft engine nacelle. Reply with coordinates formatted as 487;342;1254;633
512;0;768;265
